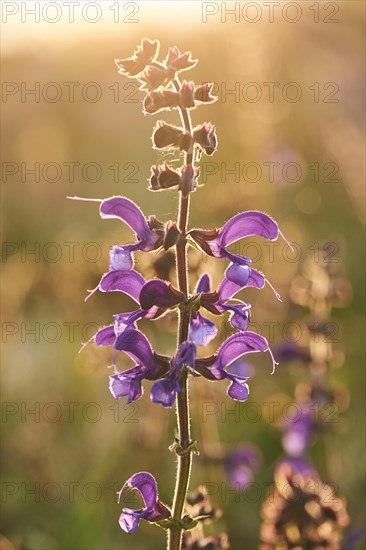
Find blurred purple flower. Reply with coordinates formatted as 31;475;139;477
282;407;313;457
117;472;170;534
225;445;261;490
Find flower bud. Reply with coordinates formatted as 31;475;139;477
163;221;181;250
139;62;168;91
180;165;199;197
144;90;180;114
152;122;192;152
149;165;181;191
193;123;217;156
152;122;182;149
115;38;159;77
180;81;195;109
165;46;198;73
194;83;217;103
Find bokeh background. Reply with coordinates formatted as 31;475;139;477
1;1;365;549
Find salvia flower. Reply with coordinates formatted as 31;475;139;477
189;210;291;292
194;331;278;401
92;278;185;351
109;328;170;403
117;472;170;534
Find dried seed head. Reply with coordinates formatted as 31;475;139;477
193;123;218;156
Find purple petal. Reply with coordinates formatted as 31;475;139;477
226;305;250;331
98;269;145;301
120;472;158;512
223;250;252;266
227;378;250;401
174;341;196;370
94;325;115;346
114;311;143;335
114;329;155;370
218;211;279;247
225;359;254;378
139;280;184;310
217;267;263;303
109;367;143;402
151;377;180;407
195;273;211;294
217;332;272;371
189;313;217;346
109;245;135;271
246;268;265;289
100;196;154;243
119;509;142;534
226;263;251;286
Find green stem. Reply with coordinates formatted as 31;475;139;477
168;79;194;550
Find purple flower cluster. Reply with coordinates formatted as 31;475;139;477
71;194;285;408
71;39;291;544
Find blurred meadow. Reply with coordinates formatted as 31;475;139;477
1;1;365;549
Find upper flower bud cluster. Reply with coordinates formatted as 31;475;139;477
115;39;197;91
115;38;218;197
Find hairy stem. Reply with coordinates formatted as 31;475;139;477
168;79;194;550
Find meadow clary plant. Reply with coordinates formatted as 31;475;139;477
70;38;291;550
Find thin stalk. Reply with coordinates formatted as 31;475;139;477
167;79;194;550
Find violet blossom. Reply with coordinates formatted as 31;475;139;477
117;471;170;534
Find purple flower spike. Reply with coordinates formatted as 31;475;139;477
151;342;196;407
117;472;170;534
